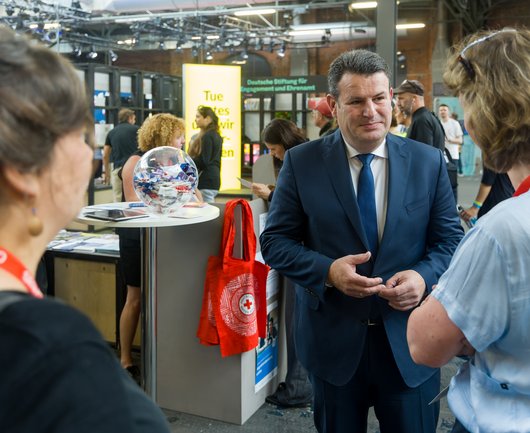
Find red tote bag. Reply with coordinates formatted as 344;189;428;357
197;199;269;357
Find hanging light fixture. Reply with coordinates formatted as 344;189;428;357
86;46;98;59
205;51;213;61
109;49;118;62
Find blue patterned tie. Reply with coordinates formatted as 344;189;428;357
356;154;378;257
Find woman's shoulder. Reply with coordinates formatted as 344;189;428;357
205;128;223;141
1;295;105;347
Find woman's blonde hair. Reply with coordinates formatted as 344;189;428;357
137;113;185;152
443;28;530;172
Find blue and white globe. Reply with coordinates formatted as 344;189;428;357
133;146;198;214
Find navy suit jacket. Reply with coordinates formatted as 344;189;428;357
260;130;464;388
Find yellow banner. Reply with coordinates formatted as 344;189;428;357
183;64;241;191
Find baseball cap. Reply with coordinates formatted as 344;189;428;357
394;79;424;96
315;98;332;118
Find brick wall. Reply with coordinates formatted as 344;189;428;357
113;1;528;110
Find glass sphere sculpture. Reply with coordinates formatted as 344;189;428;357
133;146;198;214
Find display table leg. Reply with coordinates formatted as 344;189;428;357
141;227;157;398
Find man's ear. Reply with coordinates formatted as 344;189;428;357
2;165;40;198
326;94;336;117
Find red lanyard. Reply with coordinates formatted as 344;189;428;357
0;247;43;299
514;175;530;197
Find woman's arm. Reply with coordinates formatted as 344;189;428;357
407;295;475;368
121;155;141;202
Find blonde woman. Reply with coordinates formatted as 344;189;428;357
118;113;190;380
408;28;530;433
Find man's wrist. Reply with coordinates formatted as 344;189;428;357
472;200;482;209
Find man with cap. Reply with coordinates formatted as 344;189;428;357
394;79;445;151
312;98;335;137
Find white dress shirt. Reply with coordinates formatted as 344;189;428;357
342;136;388;242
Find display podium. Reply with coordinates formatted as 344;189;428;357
77;200;284;425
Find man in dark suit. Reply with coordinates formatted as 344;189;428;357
260;49;464;433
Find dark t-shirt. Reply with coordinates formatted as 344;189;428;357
0;292;170;433
479;167;515;217
105;122;139;168
192;129;223;190
407;107;445;151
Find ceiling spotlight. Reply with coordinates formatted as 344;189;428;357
109;50;118;62
159;41;165;50
175;42;183;53
86;47;98;59
240;49;249;60
5;5;15;16
191;46;199;57
205;51;213;61
72;46;82;57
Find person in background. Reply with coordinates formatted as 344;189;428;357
103;108;139;202
250;119;313;408
459;165;514;226
395;79;446;151
438;104;463;175
407;28;530;433
260;48;463;433
251;118;307;202
118;113;190;382
389;102;408;136
0;26;170;432
188;105;223;203
312;98;335;137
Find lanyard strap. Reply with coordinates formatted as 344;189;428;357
0;247;43;299
514;175;530;197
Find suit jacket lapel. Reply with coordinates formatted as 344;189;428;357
376;134;410;267
321;131;369;250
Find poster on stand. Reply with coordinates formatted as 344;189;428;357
255;301;279;393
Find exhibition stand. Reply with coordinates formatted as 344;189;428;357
77;202;219;400
76;200;283;425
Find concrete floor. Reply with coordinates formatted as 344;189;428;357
161;175;481;433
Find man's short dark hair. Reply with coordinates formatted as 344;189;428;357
328;49;390;99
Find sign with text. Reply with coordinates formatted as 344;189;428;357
241;76;328;95
183;64;241;191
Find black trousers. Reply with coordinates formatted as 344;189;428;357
310;325;440;433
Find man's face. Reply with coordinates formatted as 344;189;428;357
438;106;450;120
328;71;392;153
395;93;414;117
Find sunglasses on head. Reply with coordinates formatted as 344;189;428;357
457;28;517;80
